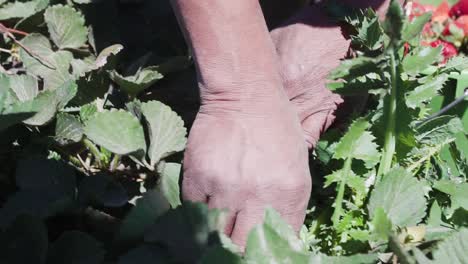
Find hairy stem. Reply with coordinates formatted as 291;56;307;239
377;51;398;181
109;154;121;172
332;158;352;227
83;138;102;167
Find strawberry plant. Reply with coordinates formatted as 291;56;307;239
0;0;466;263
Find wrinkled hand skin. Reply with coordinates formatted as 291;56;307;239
172;0;311;248
171;0;393;249
271;6;348;149
272;0;395;148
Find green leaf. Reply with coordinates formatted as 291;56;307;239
55;113;83;145
427;201;443;227
71;44;123;77
383;0;405;42
368;167;427;227
117;245;170;264
416;116;463;145
7;74;39;102
79;102;97;122
4;90;58;126
402;13;432;42
19;33;74;90
200;246;243;264
115;189;170;246
433;180;468;211
55;80;78;109
245;224;309;264
333;118;380;167
432;229;468;264
370;207;393;242
73;0;93;3
402;46;442;75
92;44;123;70
0;75;39;130
157;162;181;208
44;5;88;49
3;81;76;127
109;67;163;96
309;253;378;264
144;202;220;263
71;56;96;78
84;110;146;156
351;13;383;50
442;55;468;73
328;57;377;80
0;215;48;264
0;0;49;20
47;231;105;264
140;101;187;167
454;72;468;100
263;207;305;252
406;74;448;109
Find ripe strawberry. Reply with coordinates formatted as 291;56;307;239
449;0;468;17
408;1;436;20
455;15;468;34
430;39;458;62
433;1;450;23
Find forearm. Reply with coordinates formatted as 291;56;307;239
171;0;285;106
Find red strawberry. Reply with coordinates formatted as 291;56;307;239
433;1;450;23
442;21;463;35
430;39;458;62
422;23;436;38
455;15;468;34
408;1;436;20
449;0;468;17
404;42;411;56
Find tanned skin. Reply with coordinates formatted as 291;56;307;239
170;0;397;249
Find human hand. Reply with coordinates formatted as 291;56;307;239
182;97;311;248
172;0;313;250
270;5;348;149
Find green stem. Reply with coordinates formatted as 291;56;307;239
83;138;102;167
377;51;398;181
332;158;352;227
109;154;121;172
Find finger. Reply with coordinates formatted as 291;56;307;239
229;202;267;250
230;199;309;250
301;111;334;149
207;195;238;236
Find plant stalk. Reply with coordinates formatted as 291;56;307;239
377;51;398;181
109;154;121;172
332;158;352;227
83;138;102;167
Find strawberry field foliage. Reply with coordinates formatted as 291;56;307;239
0;0;467;263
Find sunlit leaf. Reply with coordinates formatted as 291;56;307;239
84;109;146;156
109;67;163;96
44;5;88;49
406;74;448;109
157;162;181;208
432;229;468;264
402;46;442;75
334;118;380;167
402;13;432;42
368;167;427;227
140;100;187;167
